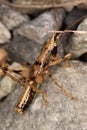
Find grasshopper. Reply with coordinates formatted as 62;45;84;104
0;32;76;114
0;1;86;114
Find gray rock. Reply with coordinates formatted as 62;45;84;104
0;21;11;44
0;61;87;130
0;4;29;30
7;35;41;63
65;8;87;30
66;17;87;58
15;8;65;44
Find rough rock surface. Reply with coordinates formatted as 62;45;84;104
15;8;65;44
0;61;87;130
7;35;42;63
0;4;28;30
67;17;87;58
0;21;11;44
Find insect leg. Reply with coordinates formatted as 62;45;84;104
46;70;77;101
0;63;30;85
3;68;28;88
31;84;48;105
48;53;72;66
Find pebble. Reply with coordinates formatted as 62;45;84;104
7;35;41;63
0;21;11;44
0;4;29;30
67;17;87;58
65;8;87;29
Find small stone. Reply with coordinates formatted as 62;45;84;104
0;21;11;44
65;8;87;30
67;17;87;58
0;4;29;30
15;8;65;44
7;35;41;63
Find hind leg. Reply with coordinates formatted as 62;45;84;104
31;84;48;105
45;70;77;101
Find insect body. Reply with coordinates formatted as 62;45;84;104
15;81;34;114
15;33;58;114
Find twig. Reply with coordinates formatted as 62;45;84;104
0;0;87;9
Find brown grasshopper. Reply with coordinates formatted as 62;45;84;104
0;32;77;114
1;1;86;114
